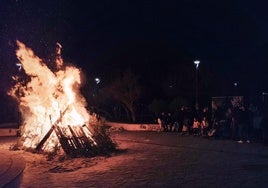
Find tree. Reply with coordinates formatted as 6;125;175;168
168;96;190;112
106;69;141;122
148;98;167;117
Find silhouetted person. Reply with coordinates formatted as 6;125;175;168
181;106;192;135
159;112;168;132
237;106;251;143
166;112;173;132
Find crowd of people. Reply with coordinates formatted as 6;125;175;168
158;104;267;144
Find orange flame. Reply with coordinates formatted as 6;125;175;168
9;41;95;152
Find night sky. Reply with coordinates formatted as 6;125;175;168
1;0;268;102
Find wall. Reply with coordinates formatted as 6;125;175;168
106;122;161;131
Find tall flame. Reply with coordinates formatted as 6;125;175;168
9;41;94;152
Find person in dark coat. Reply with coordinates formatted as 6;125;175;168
237;106;251;143
159;112;168;132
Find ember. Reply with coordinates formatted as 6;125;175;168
8;41;115;157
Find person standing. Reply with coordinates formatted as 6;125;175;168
181;106;192;135
166;112;173;132
192;117;201;136
177;106;185;133
237;106;251;143
159;112;168;132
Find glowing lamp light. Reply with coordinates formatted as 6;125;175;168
194;60;200;69
16;63;22;71
95;77;100;84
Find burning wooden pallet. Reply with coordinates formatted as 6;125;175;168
9;41;116;157
35;110;98;157
36;124;97;157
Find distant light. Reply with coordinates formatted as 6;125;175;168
263;92;268;95
95;78;100;84
16;63;22;71
194;60;200;68
234;82;238;87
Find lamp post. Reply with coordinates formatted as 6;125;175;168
194;60;200;109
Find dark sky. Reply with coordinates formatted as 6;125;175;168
1;0;268;99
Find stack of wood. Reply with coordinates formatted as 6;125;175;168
35;109;98;157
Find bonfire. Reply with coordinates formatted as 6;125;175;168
8;41;116;157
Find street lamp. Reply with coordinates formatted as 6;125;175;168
194;60;200;109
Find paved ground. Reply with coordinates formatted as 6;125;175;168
109;131;268;188
1;131;268;187
0;145;25;187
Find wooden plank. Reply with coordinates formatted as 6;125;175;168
35;107;69;152
35;125;54;151
54;125;73;155
79;126;97;156
68;125;83;150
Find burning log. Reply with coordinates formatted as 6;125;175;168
35;125;55;152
